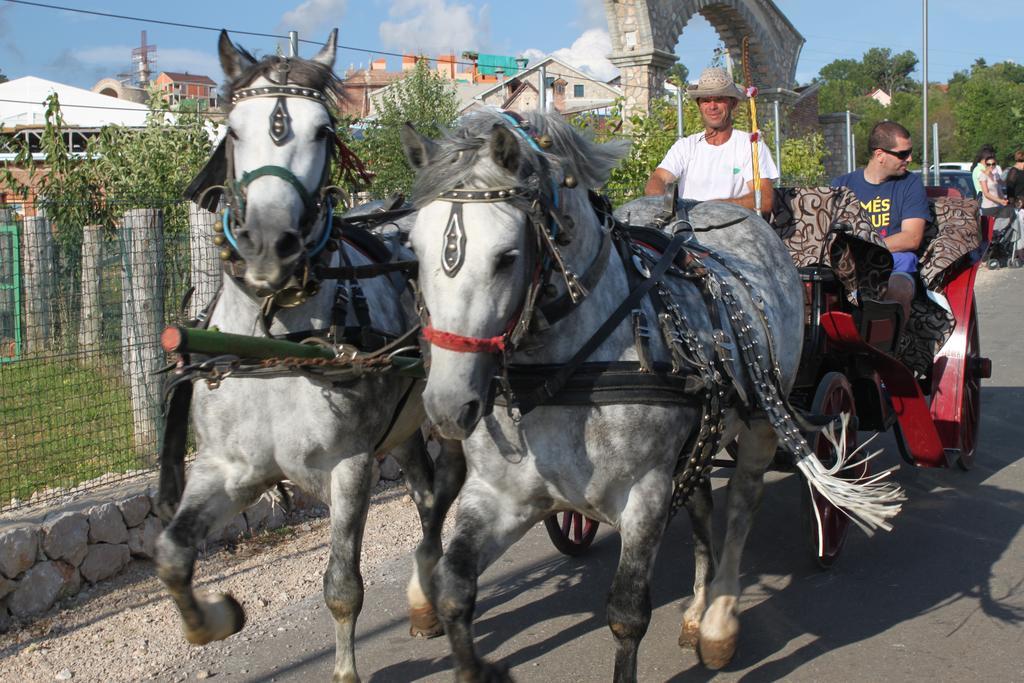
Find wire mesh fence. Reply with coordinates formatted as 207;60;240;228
0;195;220;512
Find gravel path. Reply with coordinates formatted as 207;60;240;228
0;479;444;682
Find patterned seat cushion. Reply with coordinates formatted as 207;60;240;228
771;188;981;379
770;186;892;303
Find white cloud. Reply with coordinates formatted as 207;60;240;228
526;29;618;82
574;0;607;30
379;0;489;55
278;0;348;39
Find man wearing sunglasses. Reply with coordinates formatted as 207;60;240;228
831;121;929;321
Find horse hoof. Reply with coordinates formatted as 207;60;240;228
184;592;246;645
698;634;737;670
678;619;700;649
408;605;444;638
457;661;512;683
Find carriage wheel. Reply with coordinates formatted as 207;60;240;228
801;372;860;569
956;307;984;470
544;512;599;557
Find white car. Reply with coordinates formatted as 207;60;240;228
930;162;972;172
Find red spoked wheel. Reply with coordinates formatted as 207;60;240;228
544;512;599;557
954;307;984;470
931;290;991;471
801;372;861;569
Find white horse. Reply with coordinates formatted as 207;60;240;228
155;31;461;683
402;110;902;681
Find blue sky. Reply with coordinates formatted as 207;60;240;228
0;0;1018;91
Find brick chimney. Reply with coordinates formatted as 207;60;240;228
551;77;567;113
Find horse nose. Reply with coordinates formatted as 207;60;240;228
274;231;302;260
455;400;483;433
426;393;484;440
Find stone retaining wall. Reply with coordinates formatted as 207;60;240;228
0;481;336;633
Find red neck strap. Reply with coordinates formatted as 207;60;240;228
422;326;506;354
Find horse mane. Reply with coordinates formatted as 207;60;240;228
221;51;343;114
409;109;629;207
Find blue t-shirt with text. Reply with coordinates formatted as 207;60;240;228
831;169;930;272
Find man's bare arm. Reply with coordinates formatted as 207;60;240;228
645;168;676;196
718;178;775;214
884;217;926;253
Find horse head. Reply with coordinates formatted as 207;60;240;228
403;110;628;438
216;29;339;299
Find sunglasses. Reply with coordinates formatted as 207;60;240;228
877;147;913;160
985;161;997;166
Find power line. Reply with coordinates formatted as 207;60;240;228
5;0;998;102
0;97;155;113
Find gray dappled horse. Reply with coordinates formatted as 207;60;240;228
154;31;461;683
402;110;902;681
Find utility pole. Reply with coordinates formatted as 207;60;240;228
289;31;298;58
676;85;684;140
773;99;782;178
539;64;547;112
922;0;929;185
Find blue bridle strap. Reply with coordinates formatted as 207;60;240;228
221;197;334;260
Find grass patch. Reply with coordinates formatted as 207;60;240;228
0;355;141;505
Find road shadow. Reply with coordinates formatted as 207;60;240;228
372;384;1023;680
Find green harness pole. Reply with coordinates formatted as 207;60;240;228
162;325;336;360
161;325;425;377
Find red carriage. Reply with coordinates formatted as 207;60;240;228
544;186;992;565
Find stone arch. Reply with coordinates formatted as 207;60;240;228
605;0;804;115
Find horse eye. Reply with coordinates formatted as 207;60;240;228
496;250;519;270
315;126;331;140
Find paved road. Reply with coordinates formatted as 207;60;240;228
185;268;1024;682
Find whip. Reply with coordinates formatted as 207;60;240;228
742;37;762;213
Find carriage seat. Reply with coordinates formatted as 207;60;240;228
770;187;982;378
769;186;894;304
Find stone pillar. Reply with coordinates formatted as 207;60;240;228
819;112;861;180
21;214;54;355
120;209;165;461
77;224;102;358
187;203;222;321
609;49;677;119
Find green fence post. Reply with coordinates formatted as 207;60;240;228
0;213;22;362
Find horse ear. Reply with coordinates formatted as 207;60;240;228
490;124;520;174
218;30;254;81
400;123;438;171
311;29;338;69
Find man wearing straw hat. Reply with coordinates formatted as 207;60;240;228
645;67;778;214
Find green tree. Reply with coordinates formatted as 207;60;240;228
861;48;918;95
89;89;212;213
0;68;8;84
666;63;689;88
949;61;1024;164
353;59;459;198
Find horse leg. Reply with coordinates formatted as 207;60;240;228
155;458;259;645
698;420;777;670
432;481;531;683
393;436;466;638
324;453;374;683
679;476;716;649
607;480;671;683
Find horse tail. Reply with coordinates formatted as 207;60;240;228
155;379;193;522
713;267;905;533
791;414;904;533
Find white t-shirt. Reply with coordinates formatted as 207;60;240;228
657;129;779;201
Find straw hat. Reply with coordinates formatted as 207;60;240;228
687;67;746;100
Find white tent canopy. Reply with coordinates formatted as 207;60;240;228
0;76;150;128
